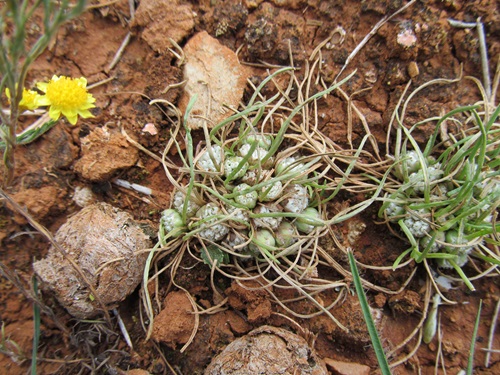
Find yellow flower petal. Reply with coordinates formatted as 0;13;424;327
37;95;51;106
65;113;79;125
77;109;94;119
48;106;62;121
36;82;48;93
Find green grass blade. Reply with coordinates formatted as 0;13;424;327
467;300;482;375
0;120;58;149
348;250;391;375
182;95;197;223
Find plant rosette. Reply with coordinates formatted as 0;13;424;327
379;101;500;289
159;122;329;268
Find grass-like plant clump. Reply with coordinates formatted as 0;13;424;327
379;70;500;290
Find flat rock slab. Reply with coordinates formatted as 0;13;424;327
74;127;138;181
179;31;251;130
133;0;195;54
33;203;152;319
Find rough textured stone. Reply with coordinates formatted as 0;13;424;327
324;358;371;375
133;0;195;54
205;326;328;375
74;127;138;181
33;203;152;318
178;31;251;130
269;0;307;9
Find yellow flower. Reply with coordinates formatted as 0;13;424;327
37;75;96;125
5;87;42;111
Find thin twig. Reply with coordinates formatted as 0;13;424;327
85;0;123;10
335;0;416;81
485;298;500;367
87;75;116;90
476;18;491;100
448;18;492;101
106;31;131;73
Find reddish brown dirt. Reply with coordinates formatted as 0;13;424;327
1;0;499;374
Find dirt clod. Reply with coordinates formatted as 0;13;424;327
74;126;139;181
10;186;66;224
133;0;195;54
33;202;152;318
226;280;273;323
204;325;328;375
152;291;195;349
388;290;421;315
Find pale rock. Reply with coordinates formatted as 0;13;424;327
133;0;195;54
179;31;251;129
324;358;371;375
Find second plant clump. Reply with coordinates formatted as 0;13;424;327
380;102;500;289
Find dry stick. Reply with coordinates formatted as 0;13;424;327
85;0;135;86
448;18;492;101
0;187;112;324
128;0;136;19
87;75;115;90
388;279;431;367
435;313;446;374
106;31;131;73
335;0;416;81
485;298;500;367
151;340;179;375
476;18;491;100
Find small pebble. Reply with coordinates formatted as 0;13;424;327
408;61;419;78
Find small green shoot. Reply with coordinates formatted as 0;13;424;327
348;249;391;375
467;300;483;375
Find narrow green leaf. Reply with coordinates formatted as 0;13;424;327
348;250;391;375
467;300;482;375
